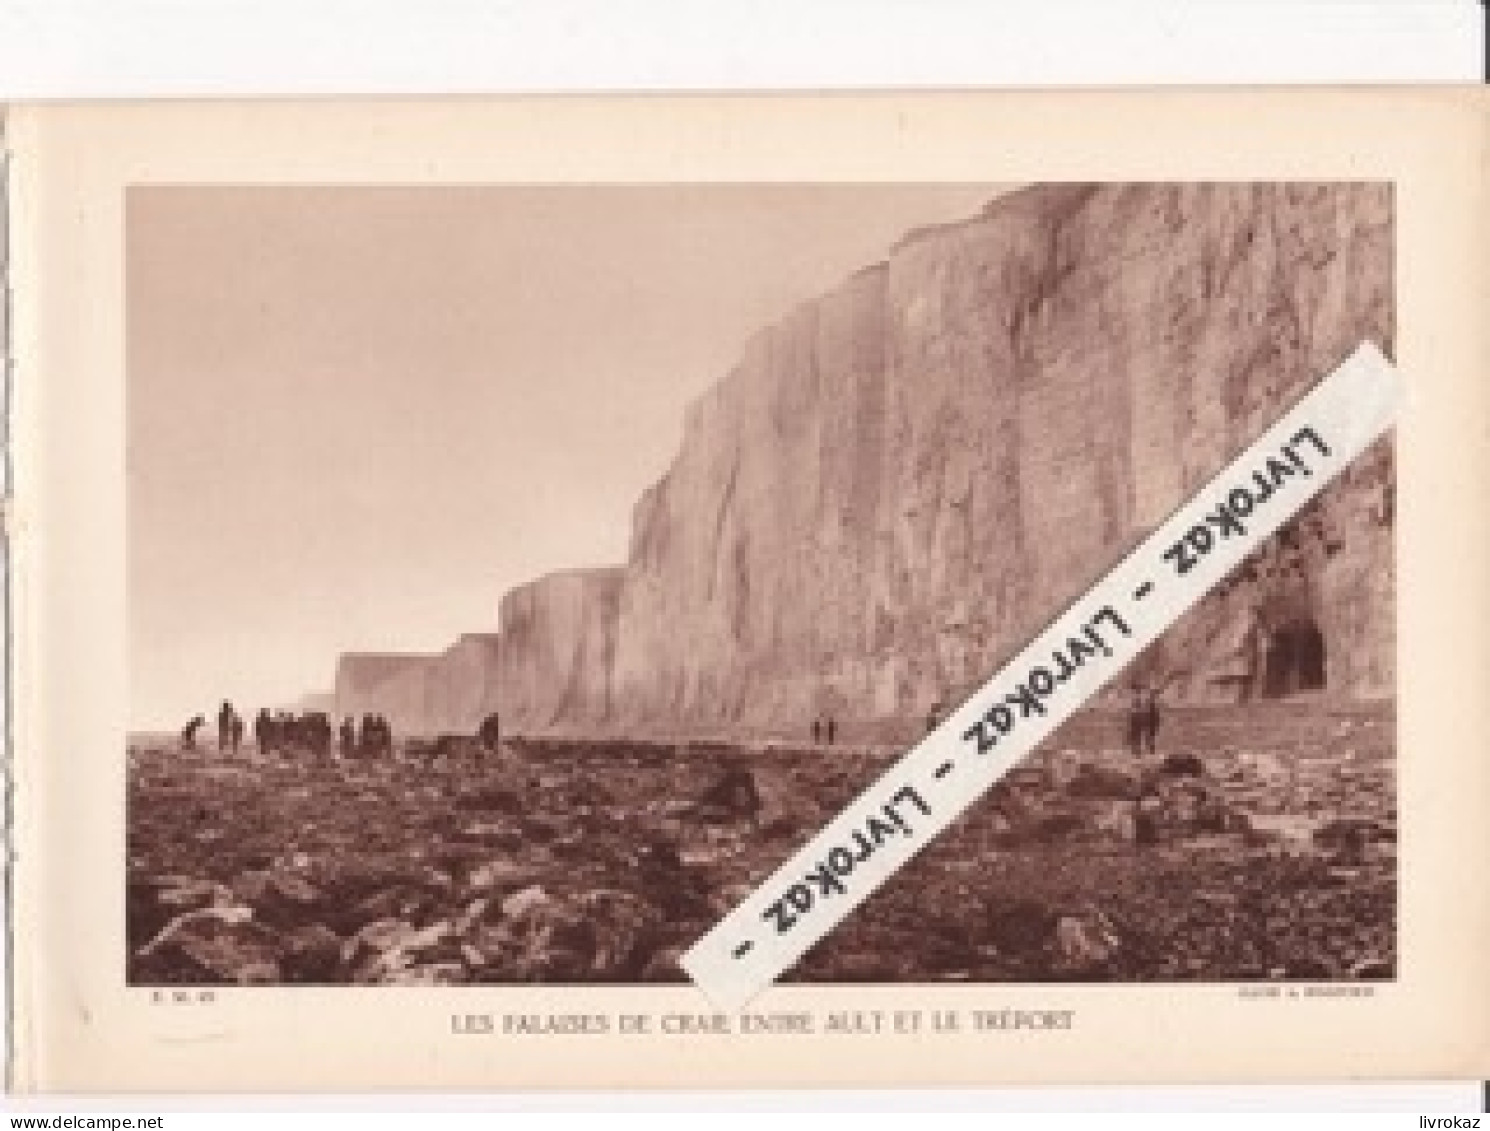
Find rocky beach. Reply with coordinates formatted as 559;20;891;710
127;698;1394;985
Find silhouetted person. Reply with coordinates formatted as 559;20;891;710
1142;688;1162;756
229;712;244;754
358;713;376;755
358;713;392;757
217;700;235;751
303;712;330;759
811;719;821;744
826;717;836;745
339;716;356;758
478;711;502;752
254;707;272;753
181;714;205;751
1126;686;1146;758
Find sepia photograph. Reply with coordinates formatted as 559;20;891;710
124;180;1397;990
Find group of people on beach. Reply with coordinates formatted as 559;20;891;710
179;702;506;761
178;703;248;752
179;700;396;760
343;713;394;757
253;705;335;756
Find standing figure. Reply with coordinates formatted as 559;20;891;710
1126;686;1146;758
229;711;244;753
478;711;502;752
1142;687;1163;757
254;707;273;753
217;700;235;751
307;712;331;759
339;716;356;759
811;719;821;744
181;714;205;751
826;717;837;745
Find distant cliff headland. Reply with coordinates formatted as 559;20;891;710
332;183;1394;738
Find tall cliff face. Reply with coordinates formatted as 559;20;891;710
327;182;1393;738
496;568;624;732
611;183;1393;732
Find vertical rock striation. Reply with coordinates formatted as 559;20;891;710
495;568;625;733
329;182;1394;737
612;182;1393;732
332;634;503;735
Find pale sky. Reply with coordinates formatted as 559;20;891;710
127;184;999;730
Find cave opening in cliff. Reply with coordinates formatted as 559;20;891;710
1262;619;1327;698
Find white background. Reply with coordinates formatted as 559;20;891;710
0;0;1484;1117
0;0;1483;96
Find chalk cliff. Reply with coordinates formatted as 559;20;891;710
610;182;1393;732
495;568;624;732
331;182;1393;737
332;634;502;735
333;653;426;724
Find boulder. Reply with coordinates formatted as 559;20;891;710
136;905;281;985
281;923;345;982
1065;765;1141;799
232;868;326;930
127;874;233;950
690;762;762;823
346;918;456;984
577;889;666;979
1054;909;1120;970
1159;753;1206;778
984;898;1057;957
501;885;552;920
